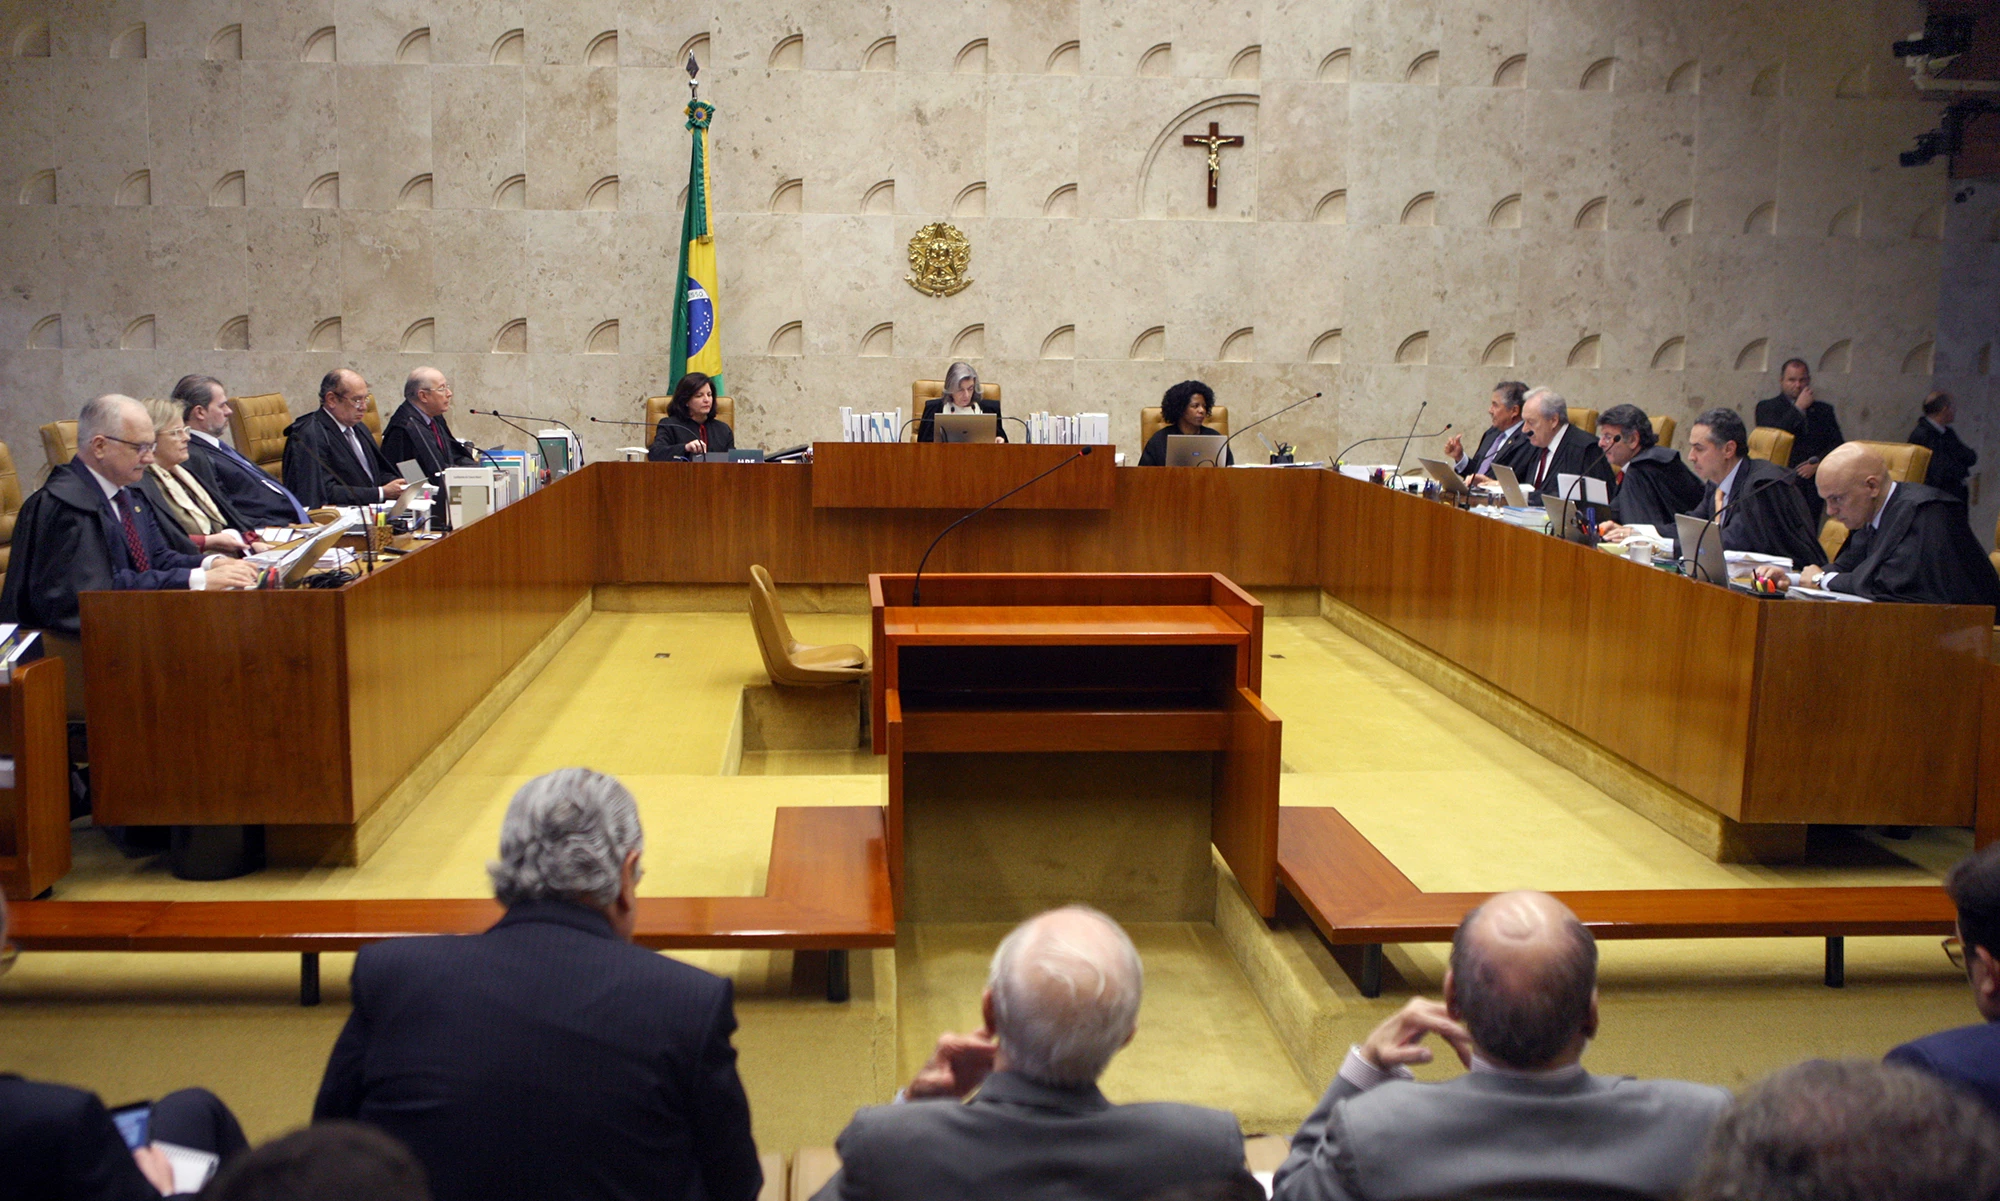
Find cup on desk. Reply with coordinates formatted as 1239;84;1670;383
1626;540;1652;564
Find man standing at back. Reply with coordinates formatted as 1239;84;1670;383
313;769;762;1201
1755;358;1844;524
1274;891;1729;1201
813;906;1257;1201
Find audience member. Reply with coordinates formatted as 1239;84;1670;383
1444;381;1535;485
1912;390;1978;504
0;894;250;1200
1754;442;2000;604
1273;891;1729;1201
916;361;1007;443
1139;380;1232;466
648;371;737;461
1520;387;1614;498
1754;358;1845;523
1887;842;2000;1114
1595;404;1704;531
0;395;259;638
134;397;265;557
281;370;408;507
173;375;311;527
1687;1059;2000;1201
381;368;476;484
812;906;1259;1201
205;1122;429;1201
313;768;762;1201
1631;406;1825;567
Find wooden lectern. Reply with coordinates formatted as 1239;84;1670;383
870;572;1281;917
1;656;70;899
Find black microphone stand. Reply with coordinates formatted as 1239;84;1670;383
476;409;587;466
1387;400;1428;484
1330;426;1452;469
469;409;557;481
912;447;1094;606
1209;393;1322;467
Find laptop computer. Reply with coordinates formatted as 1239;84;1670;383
934;412;998;443
275;517;356;587
1542;495;1603;545
1674;513;1728;584
1165;434;1228;467
1492;464;1529;508
1418;457;1473;495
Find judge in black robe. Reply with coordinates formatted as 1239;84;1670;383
381;370;477;483
1910;392;1977;504
1594;405;1707;531
1138;380;1231;466
1754;359;1844;523
281;371;407;508
1685;456;1828;568
1778;443;2000;607
648;371;739;461
1518;390;1614;498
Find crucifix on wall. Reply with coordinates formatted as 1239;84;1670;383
1182;121;1245;208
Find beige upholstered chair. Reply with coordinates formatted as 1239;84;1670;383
1820;519;1850;563
227;393;292;478
1848;440;1932;485
1748;426;1794;465
748;565;868;685
0;440;20;593
1650;415;1676;448
910;380;1003;442
360;399;382;439
643;394;737;440
1566;406;1600;435
1140;405;1232;448
39;420;76;473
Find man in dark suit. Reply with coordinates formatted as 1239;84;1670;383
1444;381;1536;485
812;906;1257;1201
0;395;260;638
1520;387;1613;498
1595;404;1704;531
174;374;312;527
381;367;476;484
1676;406;1827;568
1911;390;1978;503
1754;358;1844;524
1274;892;1730;1201
1887;842;2000;1116
314;768;762;1201
1760;443;2000;605
916;361;1008;442
282;369;409;508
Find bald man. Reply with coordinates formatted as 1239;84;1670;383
1754;443;2000;606
381;367;475;485
813;906;1256;1201
1274;892;1729;1201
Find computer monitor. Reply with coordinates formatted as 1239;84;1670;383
934;412;998;443
1165;434;1228;467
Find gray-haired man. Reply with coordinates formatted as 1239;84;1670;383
812;906;1257;1201
313;768;762;1201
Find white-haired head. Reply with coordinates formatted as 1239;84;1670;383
487;769;643;910
987;906;1143;1087
1523;386;1568;424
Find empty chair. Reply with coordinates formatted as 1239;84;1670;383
749;565;868;685
226;392;292;478
1846;440;1933;485
1650;414;1676;448
1748;426;1795;465
0;440;19;595
38;420;76;473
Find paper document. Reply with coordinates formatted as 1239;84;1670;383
156;1140;220;1194
1555;473;1610;505
1789;585;1872;603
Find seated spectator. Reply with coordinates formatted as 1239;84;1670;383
1274;891;1730;1201
0;394;259;638
135;397;267;557
313;768;762;1201
1688;1059;2000;1201
812;906;1259;1201
1888;842;2000;1113
0;895;250;1200
205;1122;429;1201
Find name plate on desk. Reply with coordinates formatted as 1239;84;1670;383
811;442;1115;509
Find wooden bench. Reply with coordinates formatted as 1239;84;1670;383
1277;806;1956;996
8;806;895;1005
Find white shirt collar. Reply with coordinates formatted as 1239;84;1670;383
1499;420;1523;437
1871;480;1898;530
83;462;125;501
189;428;222;448
1543;423;1569;457
1718;458;1745;498
1926;417;1947;435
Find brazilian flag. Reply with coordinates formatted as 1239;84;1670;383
671;99;723;395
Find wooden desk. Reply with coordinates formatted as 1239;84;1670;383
811;443;1114;509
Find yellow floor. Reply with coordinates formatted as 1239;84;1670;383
0;609;1978;1150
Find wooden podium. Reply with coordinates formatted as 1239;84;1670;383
870;573;1281;918
1;656;70;899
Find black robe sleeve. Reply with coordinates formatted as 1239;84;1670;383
1138;427;1171;466
0;490;116;639
1725;472;1829;568
1828;492;2000;607
1610;455;1705;530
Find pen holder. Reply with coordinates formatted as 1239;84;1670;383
366;522;391;554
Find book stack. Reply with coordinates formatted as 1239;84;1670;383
839;407;907;442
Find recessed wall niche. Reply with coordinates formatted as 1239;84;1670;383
770;35;803;69
1317;49;1350;81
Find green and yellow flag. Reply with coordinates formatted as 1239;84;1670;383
671;99;723;394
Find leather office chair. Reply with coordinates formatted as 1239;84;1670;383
39;420;76;473
748;565;868;685
1748;426;1794;465
1820;519;1850;564
1566;407;1600;435
1848;440;1932;485
1140;406;1232;447
910;380;1003;442
361;400;382;439
1650;415;1676;448
228;393;293;478
0;440;20;594
643;394;737;440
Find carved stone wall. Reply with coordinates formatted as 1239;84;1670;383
1;0;1988;523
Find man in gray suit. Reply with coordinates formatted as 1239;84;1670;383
1274;891;1730;1201
812;906;1258;1201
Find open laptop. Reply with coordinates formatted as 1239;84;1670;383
1417;457;1473;495
1165;434;1228;467
1674;513;1728;585
934;412;998;443
1492;464;1530;508
274;517;356;587
1542;495;1602;545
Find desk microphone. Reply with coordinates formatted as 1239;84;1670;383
1686;456;1819;584
1331;425;1452;467
911;446;1094;606
1210;392;1321;467
1388;400;1427;484
468;409;586;466
468;409;556;476
587;416;655;427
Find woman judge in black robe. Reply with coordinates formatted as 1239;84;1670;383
1137;380;1232;466
647;372;735;461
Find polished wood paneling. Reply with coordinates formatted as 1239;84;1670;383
811;443;1115;509
1215;686;1281;914
0;656;70;898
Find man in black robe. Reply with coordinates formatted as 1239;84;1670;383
1444;381;1537;485
1756;443;2000;607
1595;404;1705;531
282;369;410;508
381;367;476;484
1521;387;1614;499
1675;407;1826;568
1753;358;1844;524
1911;391;1978;504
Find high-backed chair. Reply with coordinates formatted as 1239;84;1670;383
1991;512;1999;578
1748;426;1794;465
1139;406;1232;447
909;379;1002;442
361;400;382;439
1650;415;1676;448
0;440;21;593
642;394;737;439
1566;406;1600;434
1849;440;1932;485
1820;519;1851;564
38;420;76;473
748;565;868;685
228;393;292;478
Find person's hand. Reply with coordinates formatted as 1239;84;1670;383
1359;997;1474;1073
1752;564;1791;589
203;529;248;555
1467;473;1494;487
1799;564;1825;587
1443;432;1464;461
682;438;708;456
1795;385;1815;413
1796;460;1817;479
381;478;409;500
202;560;261;590
1598;522;1630;541
133;1145;175;1194
250;540;273;554
905;1029;998;1100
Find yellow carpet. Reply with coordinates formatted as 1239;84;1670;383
0;608;1978;1151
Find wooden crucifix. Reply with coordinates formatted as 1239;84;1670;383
1182;121;1245;208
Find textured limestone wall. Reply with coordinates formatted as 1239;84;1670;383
0;0;1983;504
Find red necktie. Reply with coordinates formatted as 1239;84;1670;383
427;417;444;452
1534;448;1550;489
116;493;151;571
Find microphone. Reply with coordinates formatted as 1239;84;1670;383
1210;393;1322;467
911;447;1094;606
469;409;555;476
469;409;586;466
1686;456;1820;584
587;416;655;428
1332;425;1452;467
1387;400;1427;484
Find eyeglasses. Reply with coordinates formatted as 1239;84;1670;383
101;435;157;455
338;393;375;409
1945;936;1966;970
423;383;453;395
160;426;190;439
